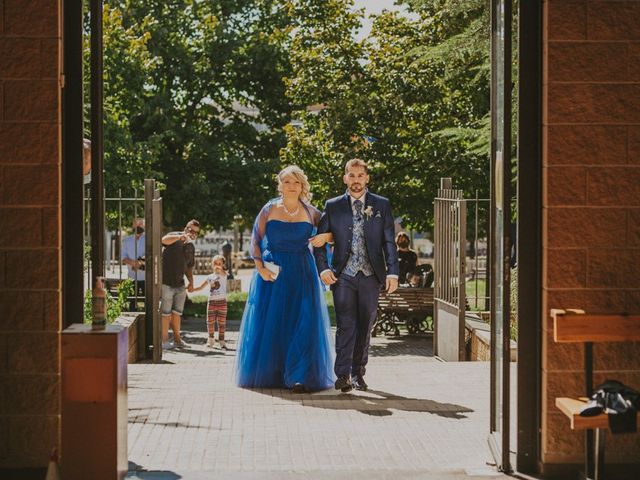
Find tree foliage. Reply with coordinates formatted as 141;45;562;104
100;0;493;232
282;0;491;231
101;0;294;229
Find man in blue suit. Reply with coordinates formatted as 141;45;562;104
314;159;399;392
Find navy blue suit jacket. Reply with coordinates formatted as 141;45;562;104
314;192;399;284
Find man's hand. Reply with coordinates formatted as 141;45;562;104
187;283;194;293
320;270;337;286
385;277;398;294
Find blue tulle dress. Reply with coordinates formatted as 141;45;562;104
235;200;335;391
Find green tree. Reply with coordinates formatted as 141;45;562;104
100;0;295;229
282;0;491;231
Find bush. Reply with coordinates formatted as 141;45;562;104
183;290;337;325
83;279;134;324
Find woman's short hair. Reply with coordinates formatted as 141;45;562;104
277;165;312;202
344;158;369;174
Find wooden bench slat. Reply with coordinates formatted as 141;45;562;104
556;397;640;430
552;311;640;343
375;287;434;335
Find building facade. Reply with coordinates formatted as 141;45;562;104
0;0;639;476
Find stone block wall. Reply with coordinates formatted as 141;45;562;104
0;0;62;470
542;0;640;467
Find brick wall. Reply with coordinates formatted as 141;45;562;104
0;0;62;469
542;0;640;466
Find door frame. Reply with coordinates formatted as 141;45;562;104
62;0;85;328
61;0;544;473
488;0;543;473
515;0;542;474
488;0;513;472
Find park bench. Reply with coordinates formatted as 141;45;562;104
551;309;640;480
373;287;434;336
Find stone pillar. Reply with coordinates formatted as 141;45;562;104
542;0;640;471
0;0;62;471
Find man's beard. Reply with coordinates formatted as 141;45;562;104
349;183;363;193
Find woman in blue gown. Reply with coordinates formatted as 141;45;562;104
235;165;335;392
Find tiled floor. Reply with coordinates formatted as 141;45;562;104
126;318;507;479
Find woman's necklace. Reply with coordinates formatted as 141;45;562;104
283;201;300;217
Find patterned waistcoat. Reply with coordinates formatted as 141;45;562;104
343;199;374;277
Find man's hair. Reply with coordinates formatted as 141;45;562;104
396;231;410;243
344;158;369;174
186;219;200;229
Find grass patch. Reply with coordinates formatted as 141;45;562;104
465;279;488;311
183;290;337;325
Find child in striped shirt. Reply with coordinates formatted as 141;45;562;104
194;255;228;349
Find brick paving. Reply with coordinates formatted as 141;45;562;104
126;317;508;479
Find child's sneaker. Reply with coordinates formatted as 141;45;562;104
207;337;216;348
218;339;227;350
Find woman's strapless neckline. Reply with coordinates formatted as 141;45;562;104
266;219;313;226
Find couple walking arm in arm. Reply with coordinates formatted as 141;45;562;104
236;160;399;393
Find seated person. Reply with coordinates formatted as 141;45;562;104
416;263;434;288
406;264;434;289
407;270;424;288
396;232;417;283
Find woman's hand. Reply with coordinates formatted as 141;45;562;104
257;266;276;282
309;232;333;248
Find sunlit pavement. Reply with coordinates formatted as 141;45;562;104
126;318;508;479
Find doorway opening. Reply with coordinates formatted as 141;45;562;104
62;0;542;476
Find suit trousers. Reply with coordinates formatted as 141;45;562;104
332;272;381;377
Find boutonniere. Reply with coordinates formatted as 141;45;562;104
363;206;374;220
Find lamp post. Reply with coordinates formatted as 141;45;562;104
232;214;243;276
233;214;243;253
221;241;232;279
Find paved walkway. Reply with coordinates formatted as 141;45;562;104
126;318;509;479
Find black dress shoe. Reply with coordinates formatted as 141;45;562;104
335;375;353;392
352;375;368;391
291;383;306;394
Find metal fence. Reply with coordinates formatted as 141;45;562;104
433;178;490;361
84;186;146;293
84;180;164;361
434;180;466;310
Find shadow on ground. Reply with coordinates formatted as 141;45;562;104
126;461;182;479
255;387;473;419
368;334;434;357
